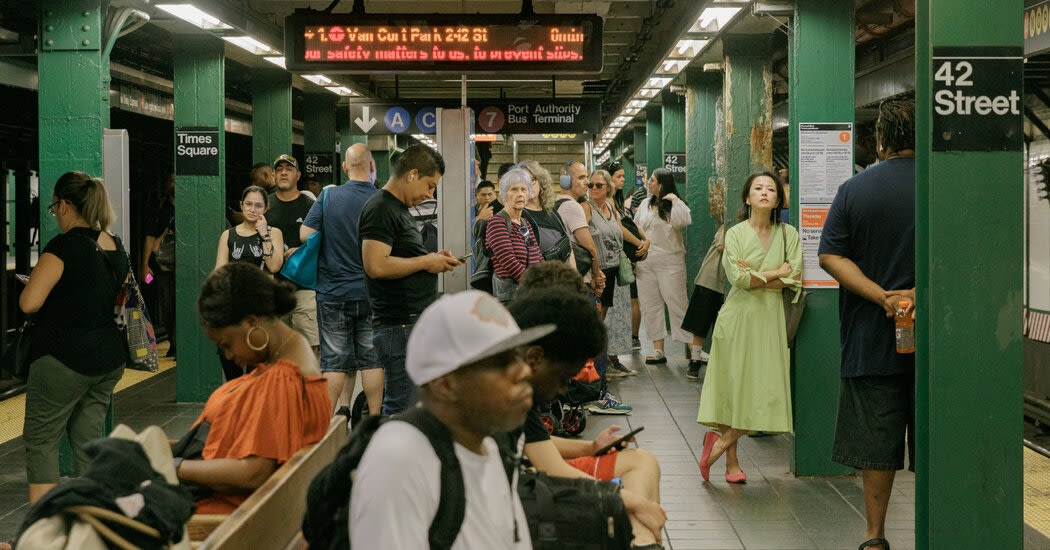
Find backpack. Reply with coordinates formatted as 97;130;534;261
555;198;594;277
518;472;633;550
303;408;497;550
469;212;515;294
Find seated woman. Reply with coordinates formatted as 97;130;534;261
173;262;330;514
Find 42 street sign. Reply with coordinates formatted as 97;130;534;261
931;46;1023;152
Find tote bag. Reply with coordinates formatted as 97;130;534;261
281;189;326;289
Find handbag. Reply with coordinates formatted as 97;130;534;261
153;219;176;271
517;472;633;550
1;317;35;380
620;216;642;261
781;227;808;348
88;235;159;372
281;189;326;289
615;250;635;286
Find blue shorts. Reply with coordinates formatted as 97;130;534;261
317;299;380;374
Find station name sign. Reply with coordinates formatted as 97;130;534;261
348;100;600;135
931;46;1022;152
175;126;220;176
284;12;603;73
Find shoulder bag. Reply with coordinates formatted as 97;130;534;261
90;235;159;372
555;198;593;277
153;217;176;271
281;189;326;289
1;316;35;380
781;227;808;348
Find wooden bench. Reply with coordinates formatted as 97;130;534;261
187;416;348;550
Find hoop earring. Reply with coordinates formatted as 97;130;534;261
246;326;269;351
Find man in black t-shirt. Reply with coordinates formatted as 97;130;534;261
508;283;666;549
267;154;318;352
360;144;462;415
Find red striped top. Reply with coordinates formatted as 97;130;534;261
486;214;544;282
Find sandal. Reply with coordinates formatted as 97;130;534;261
859;538;890;550
645;350;666;364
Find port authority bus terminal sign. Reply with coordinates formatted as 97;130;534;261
284;13;603;73
931;46;1023;152
349;100;600;135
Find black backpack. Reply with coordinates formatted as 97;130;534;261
469;212;514;294
303;408;495;550
518;472;633;550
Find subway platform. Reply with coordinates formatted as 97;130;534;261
0;341;1048;548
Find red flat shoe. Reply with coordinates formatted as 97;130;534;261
725;471;747;484
700;431;718;481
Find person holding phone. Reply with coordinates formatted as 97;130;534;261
486;168;544;305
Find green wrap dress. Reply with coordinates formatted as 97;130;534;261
697;222;803;433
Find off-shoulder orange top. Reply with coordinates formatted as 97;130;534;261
193;360;330;514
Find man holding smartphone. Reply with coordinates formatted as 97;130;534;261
360;144;462;416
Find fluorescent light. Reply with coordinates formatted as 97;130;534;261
671;39;709;58
156;4;231;30
615;116;631;123
223;35;279;55
325;86;355;96
624;107;640;116
264;56;286;68
647;76;672;88
302;74;333;86
638;88;660;99
656;58;691;75
628;99;648;109
694;7;742;32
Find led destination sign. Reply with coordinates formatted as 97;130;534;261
284;13;603;73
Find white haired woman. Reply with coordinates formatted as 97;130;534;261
486;168;545;304
517;159;575;268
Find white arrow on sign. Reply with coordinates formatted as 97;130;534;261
354;106;378;132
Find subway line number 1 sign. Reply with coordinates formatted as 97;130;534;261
932;46;1023;152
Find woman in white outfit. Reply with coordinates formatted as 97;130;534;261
634;168;693;364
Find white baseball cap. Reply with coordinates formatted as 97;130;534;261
406;291;556;386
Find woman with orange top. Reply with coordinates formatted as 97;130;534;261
172;262;330;514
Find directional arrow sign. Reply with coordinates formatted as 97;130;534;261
354;106;378;132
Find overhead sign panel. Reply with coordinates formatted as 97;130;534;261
284;13;603;73
349;100;600;135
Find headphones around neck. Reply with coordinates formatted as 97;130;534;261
559;160;580;189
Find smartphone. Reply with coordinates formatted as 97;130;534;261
15;273;29;283
145;272;154;284
456;252;473;262
594;426;645;456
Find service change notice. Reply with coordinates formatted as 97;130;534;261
797;123;853;204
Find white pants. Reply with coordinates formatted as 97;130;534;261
635;252;693;344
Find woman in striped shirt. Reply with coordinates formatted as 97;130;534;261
486;168;544;304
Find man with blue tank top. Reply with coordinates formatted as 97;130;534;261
302;144;382;414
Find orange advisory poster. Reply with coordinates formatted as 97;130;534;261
799;205;838;288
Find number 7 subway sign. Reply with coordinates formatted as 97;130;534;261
931;46;1023;152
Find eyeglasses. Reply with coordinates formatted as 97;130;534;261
242;201;266;211
47;200;61;216
587;183;606;189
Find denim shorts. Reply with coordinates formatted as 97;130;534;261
831;374;915;472
317;299;380;374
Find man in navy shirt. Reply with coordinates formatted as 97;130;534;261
818;99;916;550
302;144;381;414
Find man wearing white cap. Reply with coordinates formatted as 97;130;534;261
349;291;552;549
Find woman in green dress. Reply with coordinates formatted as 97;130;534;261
697;170;802;483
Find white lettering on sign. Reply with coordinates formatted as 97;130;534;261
932;61;1021;116
178;133;213;144
176;144;219;157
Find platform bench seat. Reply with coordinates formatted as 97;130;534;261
186;416;347;550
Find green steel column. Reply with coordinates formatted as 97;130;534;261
37;0;108;243
304;92;337;187
645;108;662;183
632;125;647;193
662;89;687;198
252;69;293;165
916;2;1023;547
618;135;635;197
685;70;722;288
173;35;226;402
721;35;773;208
788;0;855;476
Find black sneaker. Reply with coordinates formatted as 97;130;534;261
686;360;703;380
631;337;641;350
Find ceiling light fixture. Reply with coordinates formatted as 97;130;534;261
155;4;231;30
222;35;279;56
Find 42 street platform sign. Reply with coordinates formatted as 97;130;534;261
931;46;1023;152
348;99;599;135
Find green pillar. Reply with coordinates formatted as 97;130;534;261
617;135;635;198
787;0;855;476
685;70;722;285
252;69;292;165
632;125;647;193
173;35;226;402
721;36;773;207
645;108;662;184
916;2;1023;547
304;92;338;188
37;0;108;243
661;89;687;196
